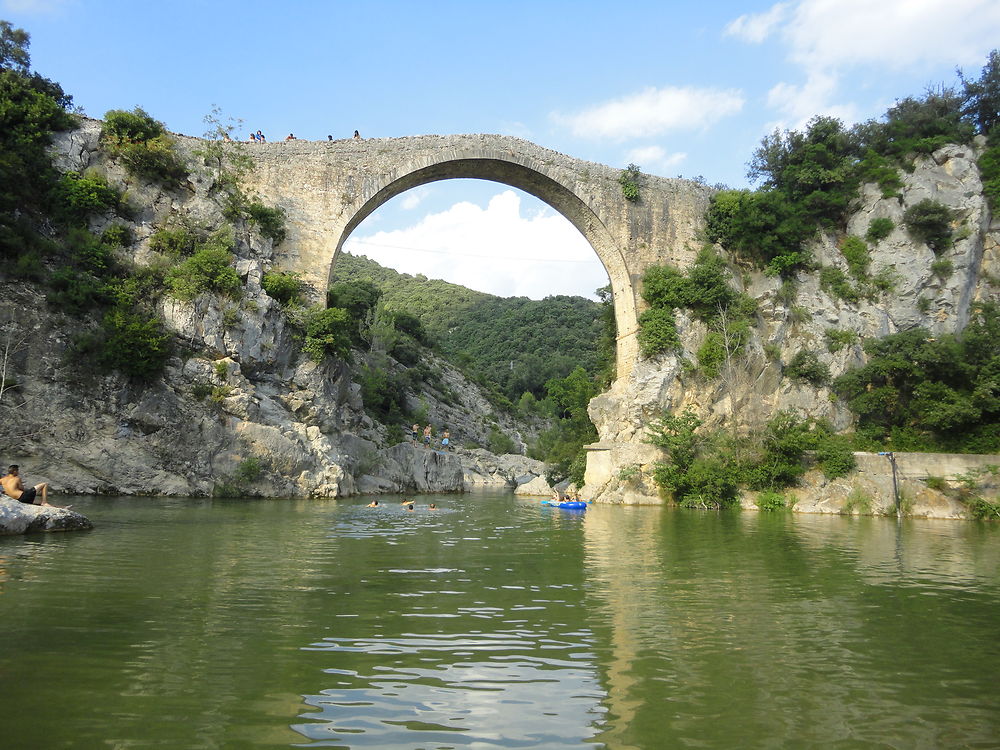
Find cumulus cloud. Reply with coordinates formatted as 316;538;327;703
554;86;745;140
343;191;609;300
727;0;1000;128
724;2;791;43
400;186;432;210
624;145;687;175
766;71;859;130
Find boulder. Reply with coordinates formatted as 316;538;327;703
513;475;552;496
0;498;93;535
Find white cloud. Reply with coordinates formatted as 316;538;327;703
554;86;745;140
728;0;1000;127
765;71;859;130
343;191;609;300
724;2;791;43
784;0;1000;71
624;145;687;175
400;186;431;210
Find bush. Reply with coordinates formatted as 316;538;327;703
619;163;641;202
866;217;895;243
54;170;120;223
167;245;241;301
488;427;516;455
839;235;870;280
47;267;108;314
101;223;132;248
756;491;788;511
302;306;353;362
785;349;830;386
98;306;171;380
637;306;679;357
149;227;198;256
697;332;725;378
903;199;954;253
819;266;859;303
244;201;286;243
833;304;1000;452
101;107;187;186
930;257;954;279
261;270;302;306
814;434;856;478
358;362;409;423
977;132;1000;213
825;328;859;353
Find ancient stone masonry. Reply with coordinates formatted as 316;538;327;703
236;132;714;379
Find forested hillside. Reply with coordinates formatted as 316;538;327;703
330;251;612;402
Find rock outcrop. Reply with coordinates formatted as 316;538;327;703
0;124;540;499
585;138;1000;505
0;498;93;535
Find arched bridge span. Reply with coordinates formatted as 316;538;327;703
243;134;712;378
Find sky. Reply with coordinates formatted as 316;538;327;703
5;0;1000;299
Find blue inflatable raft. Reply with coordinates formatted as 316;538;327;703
541;501;588;509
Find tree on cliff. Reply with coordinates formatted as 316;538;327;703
0;19;75;259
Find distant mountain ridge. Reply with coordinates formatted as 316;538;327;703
331;252;608;401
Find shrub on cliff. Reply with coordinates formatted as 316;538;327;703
101;107;188;187
302;306;353;362
903;199;954;253
165;228;241;301
261;270;303;306
833;303;1000;452
0;22;75;259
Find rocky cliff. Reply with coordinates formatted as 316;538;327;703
587;138;1000;503
0;120;544;498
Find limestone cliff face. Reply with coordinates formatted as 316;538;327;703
0;122;532;498
587;138;1000;502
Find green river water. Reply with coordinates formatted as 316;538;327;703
1;491;998;749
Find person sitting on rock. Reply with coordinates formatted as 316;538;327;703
1;465;62;507
285;133;296;141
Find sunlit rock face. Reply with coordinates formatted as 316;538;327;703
586;138;1000;503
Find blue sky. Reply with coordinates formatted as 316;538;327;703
5;0;1000;298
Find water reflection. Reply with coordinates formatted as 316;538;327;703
582;506;1000;749
1;494;997;749
295;632;604;747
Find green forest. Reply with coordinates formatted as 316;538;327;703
330;251;613;403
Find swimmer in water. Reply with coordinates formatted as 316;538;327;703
367;500;379;508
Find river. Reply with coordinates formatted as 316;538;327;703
1;492;998;748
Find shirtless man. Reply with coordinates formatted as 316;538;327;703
1;465;56;506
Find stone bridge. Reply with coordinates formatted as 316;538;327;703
241;134;713;379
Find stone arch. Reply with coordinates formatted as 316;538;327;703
329;154;638;377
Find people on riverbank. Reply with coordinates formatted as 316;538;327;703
440;431;451;451
423;425;432;448
1;466;64;507
411;424;420;444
